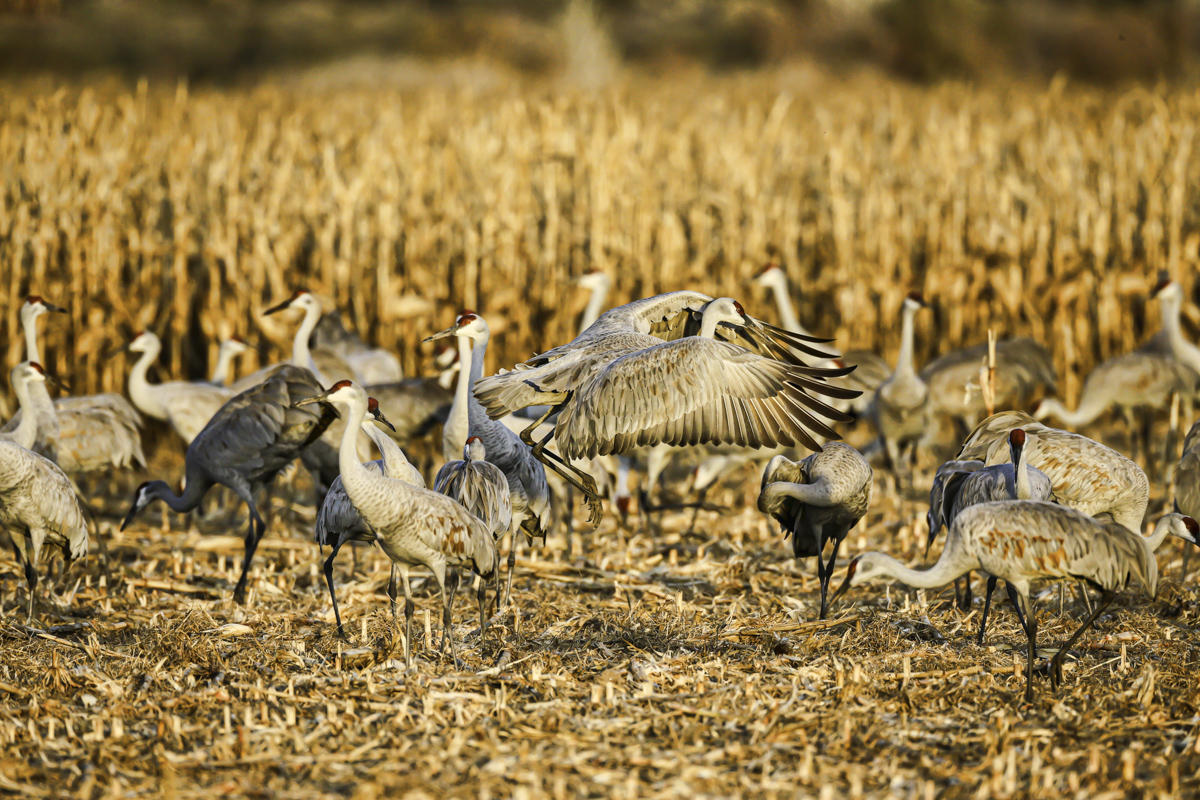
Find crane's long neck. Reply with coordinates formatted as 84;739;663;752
699;307;728;339
581;280;611;334
1162;292;1186;351
1142;517;1177;552
127;344;165;420
364;421;415;479
1036;396;1104;428
869;551;971;590
767;478;834;507
444;335;475;461
770;281;810;338
292;305;321;372
10;377;39;450
154;468;213;514
338;397;405;526
211;345;235;385
21;310;40;364
1013;442;1033;499
895;305;917;377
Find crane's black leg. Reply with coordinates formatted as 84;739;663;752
502;531;520;610
475;572;489;646
977;575;998;645
683;487;708;539
819;537;843;621
1022;593;1038;702
959;571;974;611
1049;589;1114;691
387;564;399;626
530;433;602;527
400;569;415;671
440;568;459;667
323;542;348;640
22;534;37;623
232;509;265;605
1003;581;1031;638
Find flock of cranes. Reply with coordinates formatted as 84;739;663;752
2;267;1200;700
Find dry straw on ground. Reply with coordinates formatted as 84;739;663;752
3;63;1200;797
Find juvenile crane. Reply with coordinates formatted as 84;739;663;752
120;365;338;604
426;311;550;607
757;442;872;619
926;428;1055;611
473;292;858;524
831;501;1198;701
297;381;498;669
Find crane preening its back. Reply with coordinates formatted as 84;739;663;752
832;501;1199;701
472;292;861;526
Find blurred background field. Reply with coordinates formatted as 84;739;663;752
6;2;1200;798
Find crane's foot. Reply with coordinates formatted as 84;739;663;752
1048;654;1065;690
335;624;350;642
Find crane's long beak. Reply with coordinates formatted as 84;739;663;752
293;391;330;408
44;301;68;314
924;526;938;559
423;326;457;343
372;411;397;433
119;498;141;532
263;298;294;316
827;571;854;610
44;372;70;393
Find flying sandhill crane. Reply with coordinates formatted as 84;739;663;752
316;398;419;639
831;500;1197;700
473;292;858;525
927;428;1054;611
434;436;513;623
427;312;551;608
1034;353;1196;464
757;442;872;620
958;411;1150;535
123;331;239;445
3;296;145;474
312;310;404;384
209;337;250;386
874;293;929;489
1;363;55;451
921;337;1057;435
120;365;338;604
753;263;890;416
296;381;498;669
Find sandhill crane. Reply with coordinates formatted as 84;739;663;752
1174;418;1200;580
958;411;1150;535
255;290;356;387
1034;353;1196;462
209;337;249;386
832;500;1197;700
926;428;1054;613
753;263;890;415
365;365;455;447
474;292;858;524
426;312;551;607
0;437;89;621
1;363;55;451
3;295;145;473
296;380;498;669
123;331;238;445
874;293;929;488
312;310;404;384
757;442;872;619
120;365;338;604
921;337;1057;433
316;398;420;639
1138;274;1200;373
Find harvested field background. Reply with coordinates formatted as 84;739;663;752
5;57;1200;798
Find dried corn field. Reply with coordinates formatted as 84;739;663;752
2;67;1199;405
5;63;1200;798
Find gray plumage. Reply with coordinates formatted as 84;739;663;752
921;337;1057;428
833;500;1196;700
0;439;89;620
120;364;338;604
312;310;404;384
208;337;249;386
366;376;453;445
1;363;48;451
757;442;872;619
873;294;928;483
124;331;237;445
1174;418;1200;529
435;438;513;540
957;411;1149;534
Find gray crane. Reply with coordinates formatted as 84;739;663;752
473;292;858;526
831;500;1197;701
426;311;551;609
927;428;1055;614
873;293;929;489
123;331;238;445
296;381;498;669
209;337;250;386
120;364;338;604
1173;418;1200;580
1;363;55;451
958;411;1150;535
1035;352;1196;464
312;310;404;384
757;442;872;620
316;397;419;639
